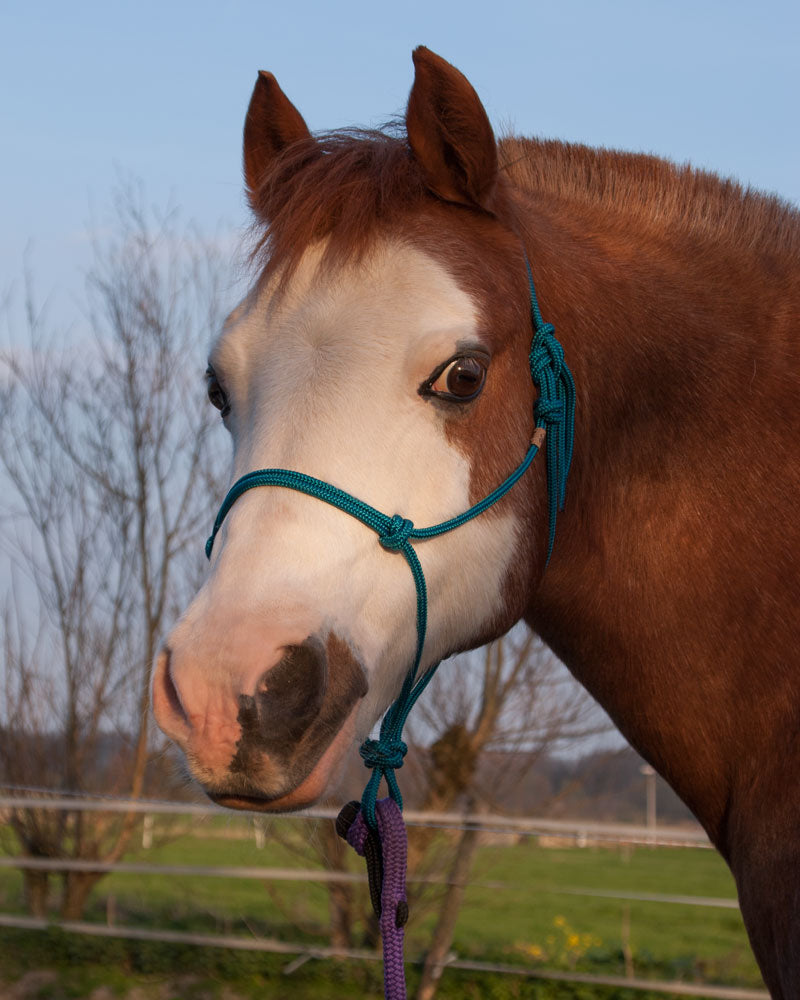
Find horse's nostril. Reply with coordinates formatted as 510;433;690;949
252;637;328;744
159;647;189;726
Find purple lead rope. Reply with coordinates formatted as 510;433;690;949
337;798;409;999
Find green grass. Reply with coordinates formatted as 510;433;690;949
444;842;756;985
0;926;737;1000
0;815;765;996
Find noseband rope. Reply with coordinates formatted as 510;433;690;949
205;252;574;999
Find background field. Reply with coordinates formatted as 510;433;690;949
0;812;765;999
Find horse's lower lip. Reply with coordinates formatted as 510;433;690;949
207;778;323;813
205;707;361;813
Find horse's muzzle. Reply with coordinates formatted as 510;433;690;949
152;631;367;806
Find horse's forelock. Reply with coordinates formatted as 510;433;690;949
248;127;435;287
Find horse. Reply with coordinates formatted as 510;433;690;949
151;47;800;996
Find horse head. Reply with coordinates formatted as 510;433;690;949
152;49;546;810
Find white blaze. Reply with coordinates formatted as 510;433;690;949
188;240;519;732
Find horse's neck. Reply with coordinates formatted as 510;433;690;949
521;190;800;850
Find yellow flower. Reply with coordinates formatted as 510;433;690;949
567;933;580;949
553;915;567;928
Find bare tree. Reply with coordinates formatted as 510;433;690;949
0;186;231;917
409;628;610;1000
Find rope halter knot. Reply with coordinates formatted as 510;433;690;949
533;396;565;424
379;515;415;551
360;737;408;771
529;322;564;380
361;735;409;831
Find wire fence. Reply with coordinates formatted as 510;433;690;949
0;789;712;847
0;790;766;999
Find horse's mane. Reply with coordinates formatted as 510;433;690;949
249;127;800;280
500;135;800;261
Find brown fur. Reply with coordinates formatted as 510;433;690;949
238;48;800;995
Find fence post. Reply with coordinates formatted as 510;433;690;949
142;814;154;849
254;820;265;849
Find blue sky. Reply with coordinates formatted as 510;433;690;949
2;0;798;321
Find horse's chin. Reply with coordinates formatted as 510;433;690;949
205;710;357;813
208;767;329;813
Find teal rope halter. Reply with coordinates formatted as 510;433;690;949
526;255;576;561
205;252;575;829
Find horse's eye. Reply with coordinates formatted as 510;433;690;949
205;367;230;417
425;355;487;402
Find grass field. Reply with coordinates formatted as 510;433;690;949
0;814;766;998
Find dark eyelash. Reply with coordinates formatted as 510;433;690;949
205;365;231;418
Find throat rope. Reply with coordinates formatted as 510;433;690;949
205;252;574;999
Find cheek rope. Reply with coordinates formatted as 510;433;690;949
205;253;574;999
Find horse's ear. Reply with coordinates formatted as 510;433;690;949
406;47;498;212
243;71;314;205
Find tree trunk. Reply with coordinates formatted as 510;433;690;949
22;870;50;917
329;879;354;950
407;723;480;873
416;825;482;1000
60;870;104;920
320;822;354;950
